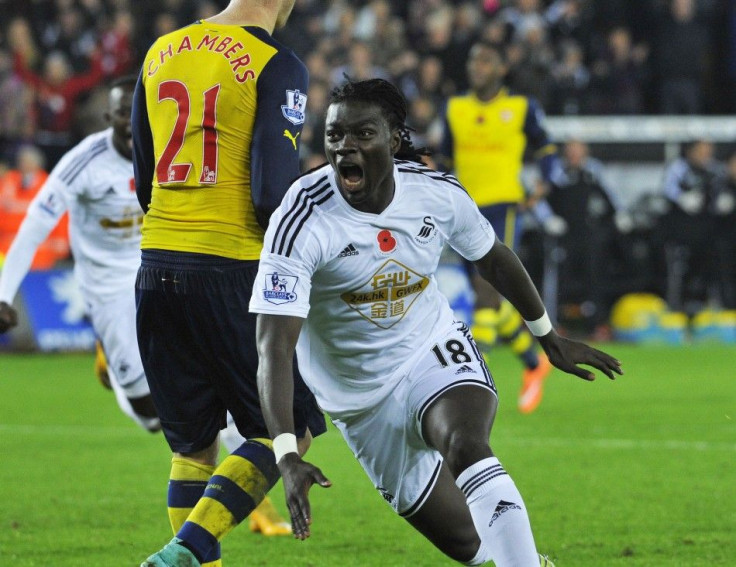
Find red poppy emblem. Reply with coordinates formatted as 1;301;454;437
377;229;396;252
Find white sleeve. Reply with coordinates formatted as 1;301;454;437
447;189;496;261
248;188;323;318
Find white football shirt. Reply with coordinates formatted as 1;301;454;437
250;160;496;418
0;128;140;304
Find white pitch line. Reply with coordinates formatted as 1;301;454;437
1;423;733;452
502;436;736;452
0;423;145;437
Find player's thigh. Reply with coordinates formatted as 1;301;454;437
331;389;442;518
190;262;325;441
90;292;149;398
135;275;224;453
404;461;480;563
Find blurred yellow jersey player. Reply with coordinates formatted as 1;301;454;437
134;21;307;259
439;40;565;414
132;5;327;567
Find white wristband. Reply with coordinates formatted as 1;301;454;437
525;311;553;337
272;433;298;463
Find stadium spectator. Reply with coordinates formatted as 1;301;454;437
252;77;621;567
545;140;632;336
329;40;391;87
589;26;648;115
12;47;109;167
505;15;555;108
438;40;565;414
548;39;590;115
652;0;710;114
133;1;326;565
0;48;35;161
0;145;69;270
37;3;98;72
660;139;720;312
712;151;736;309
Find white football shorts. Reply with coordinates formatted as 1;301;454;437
332;321;497;517
88;290;149;399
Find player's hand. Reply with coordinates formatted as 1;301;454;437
277;453;331;540
0;301;18;333
538;331;623;381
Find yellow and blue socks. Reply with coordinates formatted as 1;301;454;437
176;439;280;563
476;303;540;370
167;458;221;566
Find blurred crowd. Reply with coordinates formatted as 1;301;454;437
0;0;734;167
1;0;735;335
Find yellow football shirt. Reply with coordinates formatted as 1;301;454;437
133;22;308;260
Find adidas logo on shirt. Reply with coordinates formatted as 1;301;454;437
455;364;476;375
338;243;359;257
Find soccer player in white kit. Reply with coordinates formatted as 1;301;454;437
252;79;623;567
0;76;160;432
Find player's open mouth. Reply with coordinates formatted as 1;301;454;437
338;163;364;191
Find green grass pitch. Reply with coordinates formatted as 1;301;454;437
1;344;734;566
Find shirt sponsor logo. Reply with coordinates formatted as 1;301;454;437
340;259;429;329
263;271;298;304
282;89;307;125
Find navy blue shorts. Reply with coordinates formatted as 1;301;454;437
135;250;326;454
477;203;521;249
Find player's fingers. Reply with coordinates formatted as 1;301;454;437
312;470;332;488
588;351;623;379
288;504;309;539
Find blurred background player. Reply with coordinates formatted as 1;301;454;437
438;40;566;414
132;1;326;565
0;76;159;432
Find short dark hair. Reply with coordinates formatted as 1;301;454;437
471;39;507;63
329;78;429;164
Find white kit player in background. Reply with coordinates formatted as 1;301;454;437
0;77;161;432
252;79;622;566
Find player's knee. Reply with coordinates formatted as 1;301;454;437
441;533;484;565
442;431;491;477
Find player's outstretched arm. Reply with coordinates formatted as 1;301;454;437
256;313;331;540
473;240;623;381
0;301;18;333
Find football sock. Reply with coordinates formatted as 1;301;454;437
496;301;538;370
456;457;539;567
177;439;280;562
167;458;221;567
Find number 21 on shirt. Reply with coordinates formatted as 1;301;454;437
156;80;220;185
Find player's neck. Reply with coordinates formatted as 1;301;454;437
474;84;503;103
206;5;279;34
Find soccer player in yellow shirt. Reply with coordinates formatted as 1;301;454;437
132;1;325;565
439;41;566;414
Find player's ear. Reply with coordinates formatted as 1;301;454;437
389;128;402;156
